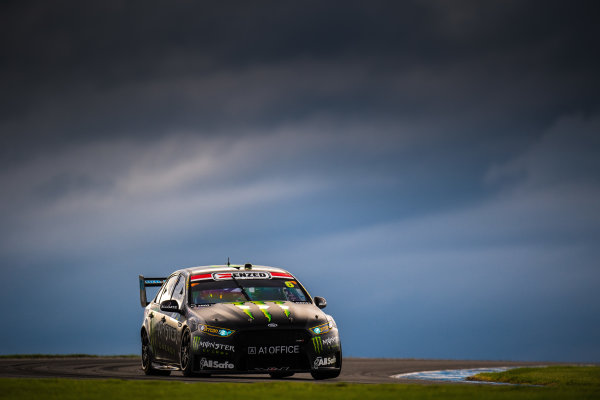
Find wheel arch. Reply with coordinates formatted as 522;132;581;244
140;325;149;339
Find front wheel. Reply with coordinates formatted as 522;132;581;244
180;329;194;377
141;330;171;376
269;372;295;379
310;370;340;380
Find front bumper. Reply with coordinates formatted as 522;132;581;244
190;327;341;373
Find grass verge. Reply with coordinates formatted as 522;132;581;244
469;365;600;387
0;377;599;400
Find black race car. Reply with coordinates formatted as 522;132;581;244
138;263;342;379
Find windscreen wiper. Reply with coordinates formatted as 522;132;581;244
230;275;251;301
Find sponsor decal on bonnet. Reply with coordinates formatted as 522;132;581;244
252;301;272;322
234;303;255;320
274;301;291;317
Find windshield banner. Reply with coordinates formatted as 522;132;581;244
213;272;272;280
190;271;295;281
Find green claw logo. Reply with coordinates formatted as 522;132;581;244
312;336;323;354
274;301;291;318
252;301;272;322
234;303;255;320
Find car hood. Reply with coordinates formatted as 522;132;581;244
187;301;328;330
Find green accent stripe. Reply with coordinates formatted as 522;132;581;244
260;309;272;322
252;301;272;322
274;301;291;318
233;302;255;319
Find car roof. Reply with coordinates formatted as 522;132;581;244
173;264;293;276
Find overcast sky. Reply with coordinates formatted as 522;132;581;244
1;1;599;361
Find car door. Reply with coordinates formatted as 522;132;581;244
153;274;179;361
161;274;187;363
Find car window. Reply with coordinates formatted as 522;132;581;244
153;280;168;303
171;275;186;305
190;279;309;304
156;275;178;304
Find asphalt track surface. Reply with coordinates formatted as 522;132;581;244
0;357;550;384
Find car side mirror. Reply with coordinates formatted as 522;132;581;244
314;296;327;309
160;299;181;313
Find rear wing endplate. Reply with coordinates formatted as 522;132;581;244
139;275;167;307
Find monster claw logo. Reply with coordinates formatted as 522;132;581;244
233;303;255;320
253;301;272;322
274;301;291;318
311;336;323;354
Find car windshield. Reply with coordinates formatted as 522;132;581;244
190;279;310;305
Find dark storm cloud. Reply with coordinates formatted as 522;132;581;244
2;1;599;163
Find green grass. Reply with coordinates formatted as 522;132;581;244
469;365;600;387
0;365;598;399
0;354;138;359
0;377;599;400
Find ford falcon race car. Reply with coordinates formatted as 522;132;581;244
138;263;341;379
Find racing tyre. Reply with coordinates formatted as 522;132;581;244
141;330;171;376
269;372;295;379
311;350;342;380
310;370;340;380
180;329;194;377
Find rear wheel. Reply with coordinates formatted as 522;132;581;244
141;330;171;376
180;329;194;377
269;372;295;379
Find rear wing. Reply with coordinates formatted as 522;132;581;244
139;275;167;307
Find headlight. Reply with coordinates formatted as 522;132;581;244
189;319;235;337
197;323;235;337
310;323;331;335
326;314;337;329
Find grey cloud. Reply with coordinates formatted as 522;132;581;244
294;113;600;255
486;114;600;188
2;1;600;164
4;109;598;262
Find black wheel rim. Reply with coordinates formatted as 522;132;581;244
181;331;190;370
141;333;150;369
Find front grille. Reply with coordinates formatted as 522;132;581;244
235;329;311;371
238;329;308;345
